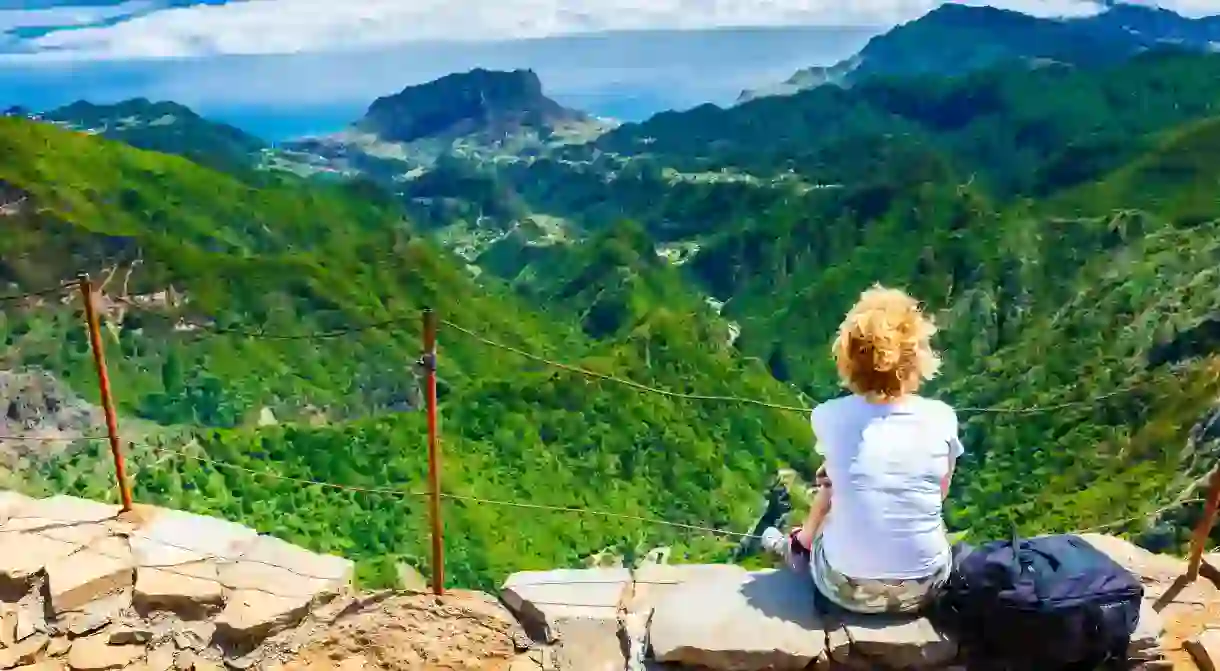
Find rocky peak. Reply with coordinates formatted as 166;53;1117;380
356;68;588;144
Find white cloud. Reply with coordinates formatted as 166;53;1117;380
5;0;1215;62
0;0;156;33
7;0;1118;61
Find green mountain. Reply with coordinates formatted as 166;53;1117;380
740;2;1220;102
0;116;812;590
29;98;267;173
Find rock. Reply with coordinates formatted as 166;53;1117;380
142;644;175;671
176;651;222;670
129;508;256;568
65;634;144;670
170;621;214;651
46;636;70;657
45;536;134;614
551;615;626;671
14;604;43;641
1079;534;1187;581
0;499;122;589
0;634;49;668
1131;599;1166;653
133;562;223;616
620;611;650;671
501;568;631;643
217;535;352;600
836;613;956;668
1187;629;1220;671
107;624;152;645
395;564;428;593
650;568;825;670
627;564;747;615
0;604;16;646
0;491;33;524
63;590;130;637
214;590;311;643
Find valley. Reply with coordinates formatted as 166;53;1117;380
2;0;1220;601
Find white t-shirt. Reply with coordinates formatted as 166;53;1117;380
811;394;964;580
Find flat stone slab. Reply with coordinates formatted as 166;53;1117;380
500;568;631;643
830;613;957;668
0;496;120;584
135;561;224;615
214;589;311;643
130;507;258;567
45;536;135;614
0;490;33;524
66;632;145;670
650;568;825;670
628;564;747;615
217;535;352;599
2;495;120;536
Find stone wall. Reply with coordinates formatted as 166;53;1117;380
0;489;1217;670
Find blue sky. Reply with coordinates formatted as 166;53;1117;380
0;0;1212;138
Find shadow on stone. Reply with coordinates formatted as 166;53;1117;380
738;569;820;629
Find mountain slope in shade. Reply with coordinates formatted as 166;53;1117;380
275;68;616;175
740;2;1220;102
356;68;588;144
6;98;267;172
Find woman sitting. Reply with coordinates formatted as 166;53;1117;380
762;285;964;614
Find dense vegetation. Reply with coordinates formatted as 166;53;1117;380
0;118;810;590
483;54;1220;554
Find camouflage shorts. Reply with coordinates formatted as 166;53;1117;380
809;534;950;614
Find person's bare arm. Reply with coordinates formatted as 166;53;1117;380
942;433;963;500
796;471;832;549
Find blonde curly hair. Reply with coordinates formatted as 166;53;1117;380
832;285;941;401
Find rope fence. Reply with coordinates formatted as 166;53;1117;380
2;278;1219;594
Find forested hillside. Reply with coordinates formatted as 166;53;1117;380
0;118;812;589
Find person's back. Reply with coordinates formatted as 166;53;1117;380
763;284;963;614
813;393;961;580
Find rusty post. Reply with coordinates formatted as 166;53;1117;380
1186;466;1220;581
422;308;445;595
77;273;133;512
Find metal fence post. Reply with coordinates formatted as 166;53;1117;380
422;308;445;595
77;273;133;512
1186;466;1220;581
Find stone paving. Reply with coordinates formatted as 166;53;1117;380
0;489;1215;671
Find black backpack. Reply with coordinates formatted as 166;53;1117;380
934;532;1143;671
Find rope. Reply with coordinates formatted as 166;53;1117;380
441;319;814;413
0;281;77;303
154;442;1195;543
1070;498;1205;534
0;434;108;442
152;443;759;540
441;318;1145;417
200;316;413;341
178;310;1149;417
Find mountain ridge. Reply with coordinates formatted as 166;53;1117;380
739;1;1220;102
